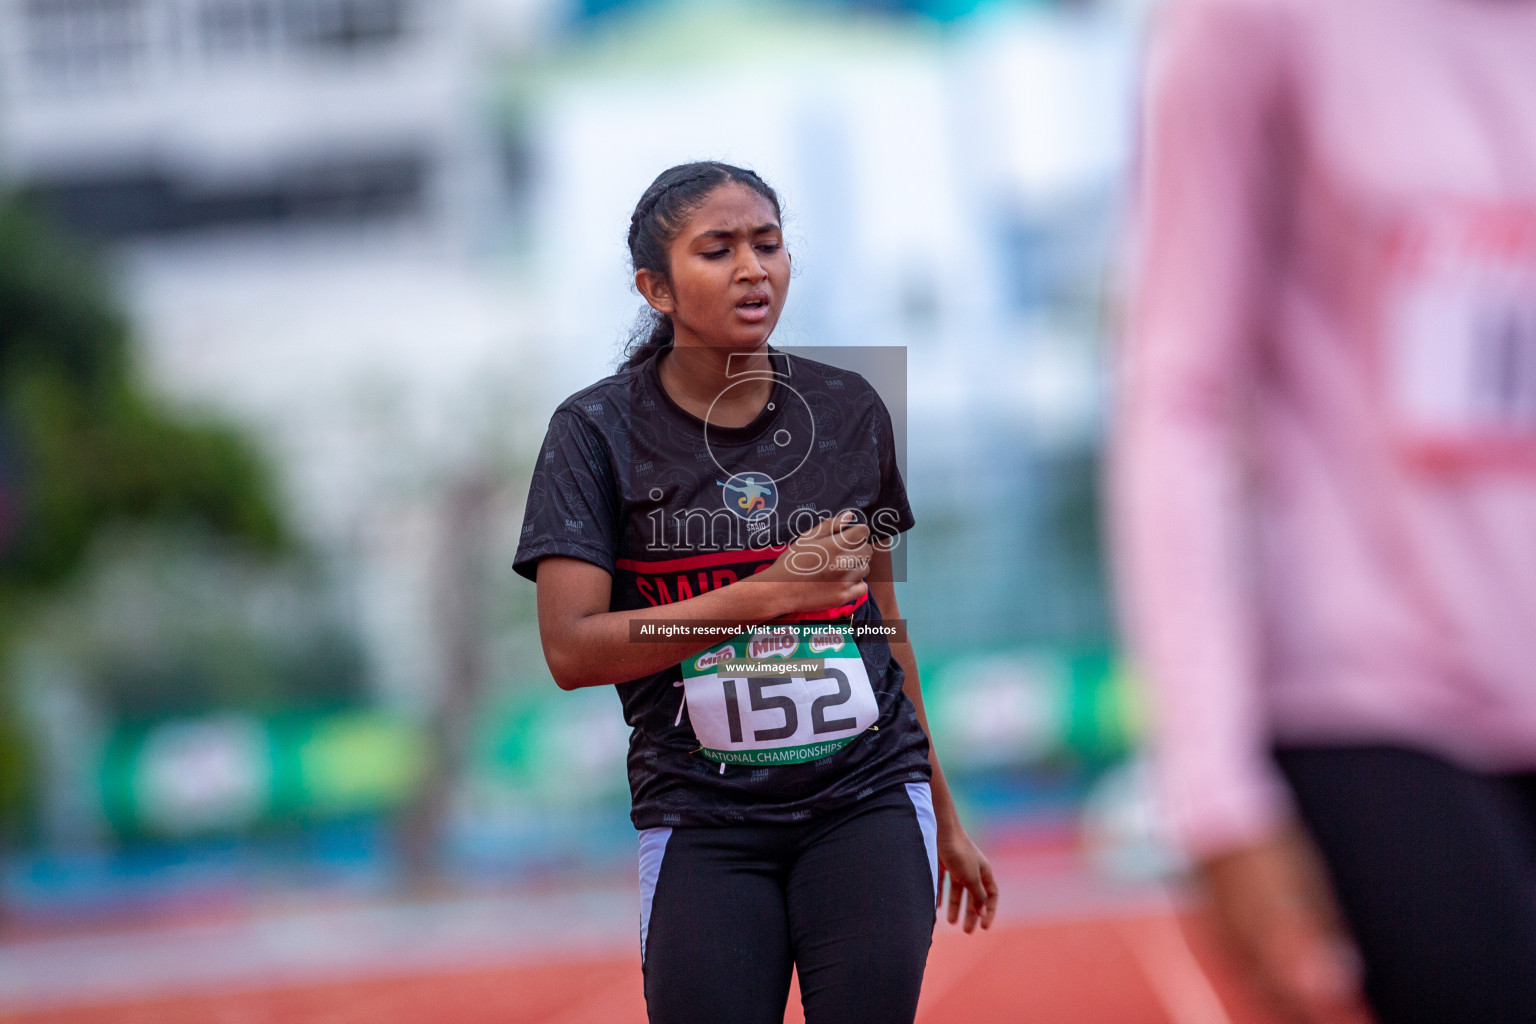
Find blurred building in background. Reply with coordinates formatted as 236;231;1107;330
0;0;1161;915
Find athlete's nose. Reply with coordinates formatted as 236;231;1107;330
736;249;768;283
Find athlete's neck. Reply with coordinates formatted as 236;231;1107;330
658;341;774;428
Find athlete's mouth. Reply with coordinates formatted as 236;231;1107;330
735;291;772;322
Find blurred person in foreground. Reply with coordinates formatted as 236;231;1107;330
1114;0;1536;1022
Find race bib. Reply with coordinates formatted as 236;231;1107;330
680;625;879;765
1380;204;1536;469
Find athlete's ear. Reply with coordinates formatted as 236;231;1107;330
635;269;676;315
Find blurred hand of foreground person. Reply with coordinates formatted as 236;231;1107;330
1200;827;1373;1024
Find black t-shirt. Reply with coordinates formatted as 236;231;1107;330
513;347;931;829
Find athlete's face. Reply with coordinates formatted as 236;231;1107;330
636;182;790;352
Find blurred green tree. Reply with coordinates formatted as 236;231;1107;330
0;196;287;840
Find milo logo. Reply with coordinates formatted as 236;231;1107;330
748;626;798;660
695;646;735;673
808;629;846;654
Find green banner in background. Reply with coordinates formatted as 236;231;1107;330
90;649;1139;841
99;711;427;840
472;685;631;807
922;647;1139;771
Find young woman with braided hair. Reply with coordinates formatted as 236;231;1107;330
515;162;997;1023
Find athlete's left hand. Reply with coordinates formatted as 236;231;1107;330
936;820;998;933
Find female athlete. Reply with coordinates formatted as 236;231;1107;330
514;161;998;1024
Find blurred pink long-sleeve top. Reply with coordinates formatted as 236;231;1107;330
1116;0;1536;858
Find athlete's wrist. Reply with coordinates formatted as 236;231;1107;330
734;568;797;620
726;573;794;622
935;802;964;834
928;778;963;830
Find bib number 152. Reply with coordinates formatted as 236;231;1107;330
681;635;880;765
720;668;860;743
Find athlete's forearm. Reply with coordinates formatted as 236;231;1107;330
866;558;964;828
894;642;963;828
543;575;798;689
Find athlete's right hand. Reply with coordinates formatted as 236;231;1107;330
761;511;871;615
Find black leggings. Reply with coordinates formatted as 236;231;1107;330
1277;746;1536;1024
639;783;938;1024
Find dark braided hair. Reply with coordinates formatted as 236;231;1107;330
622;161;783;369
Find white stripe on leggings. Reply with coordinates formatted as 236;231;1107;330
637;826;673;963
905;782;939;900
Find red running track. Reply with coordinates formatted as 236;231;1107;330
0;910;1285;1024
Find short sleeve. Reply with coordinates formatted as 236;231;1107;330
513;407;621;582
870;394;916;540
